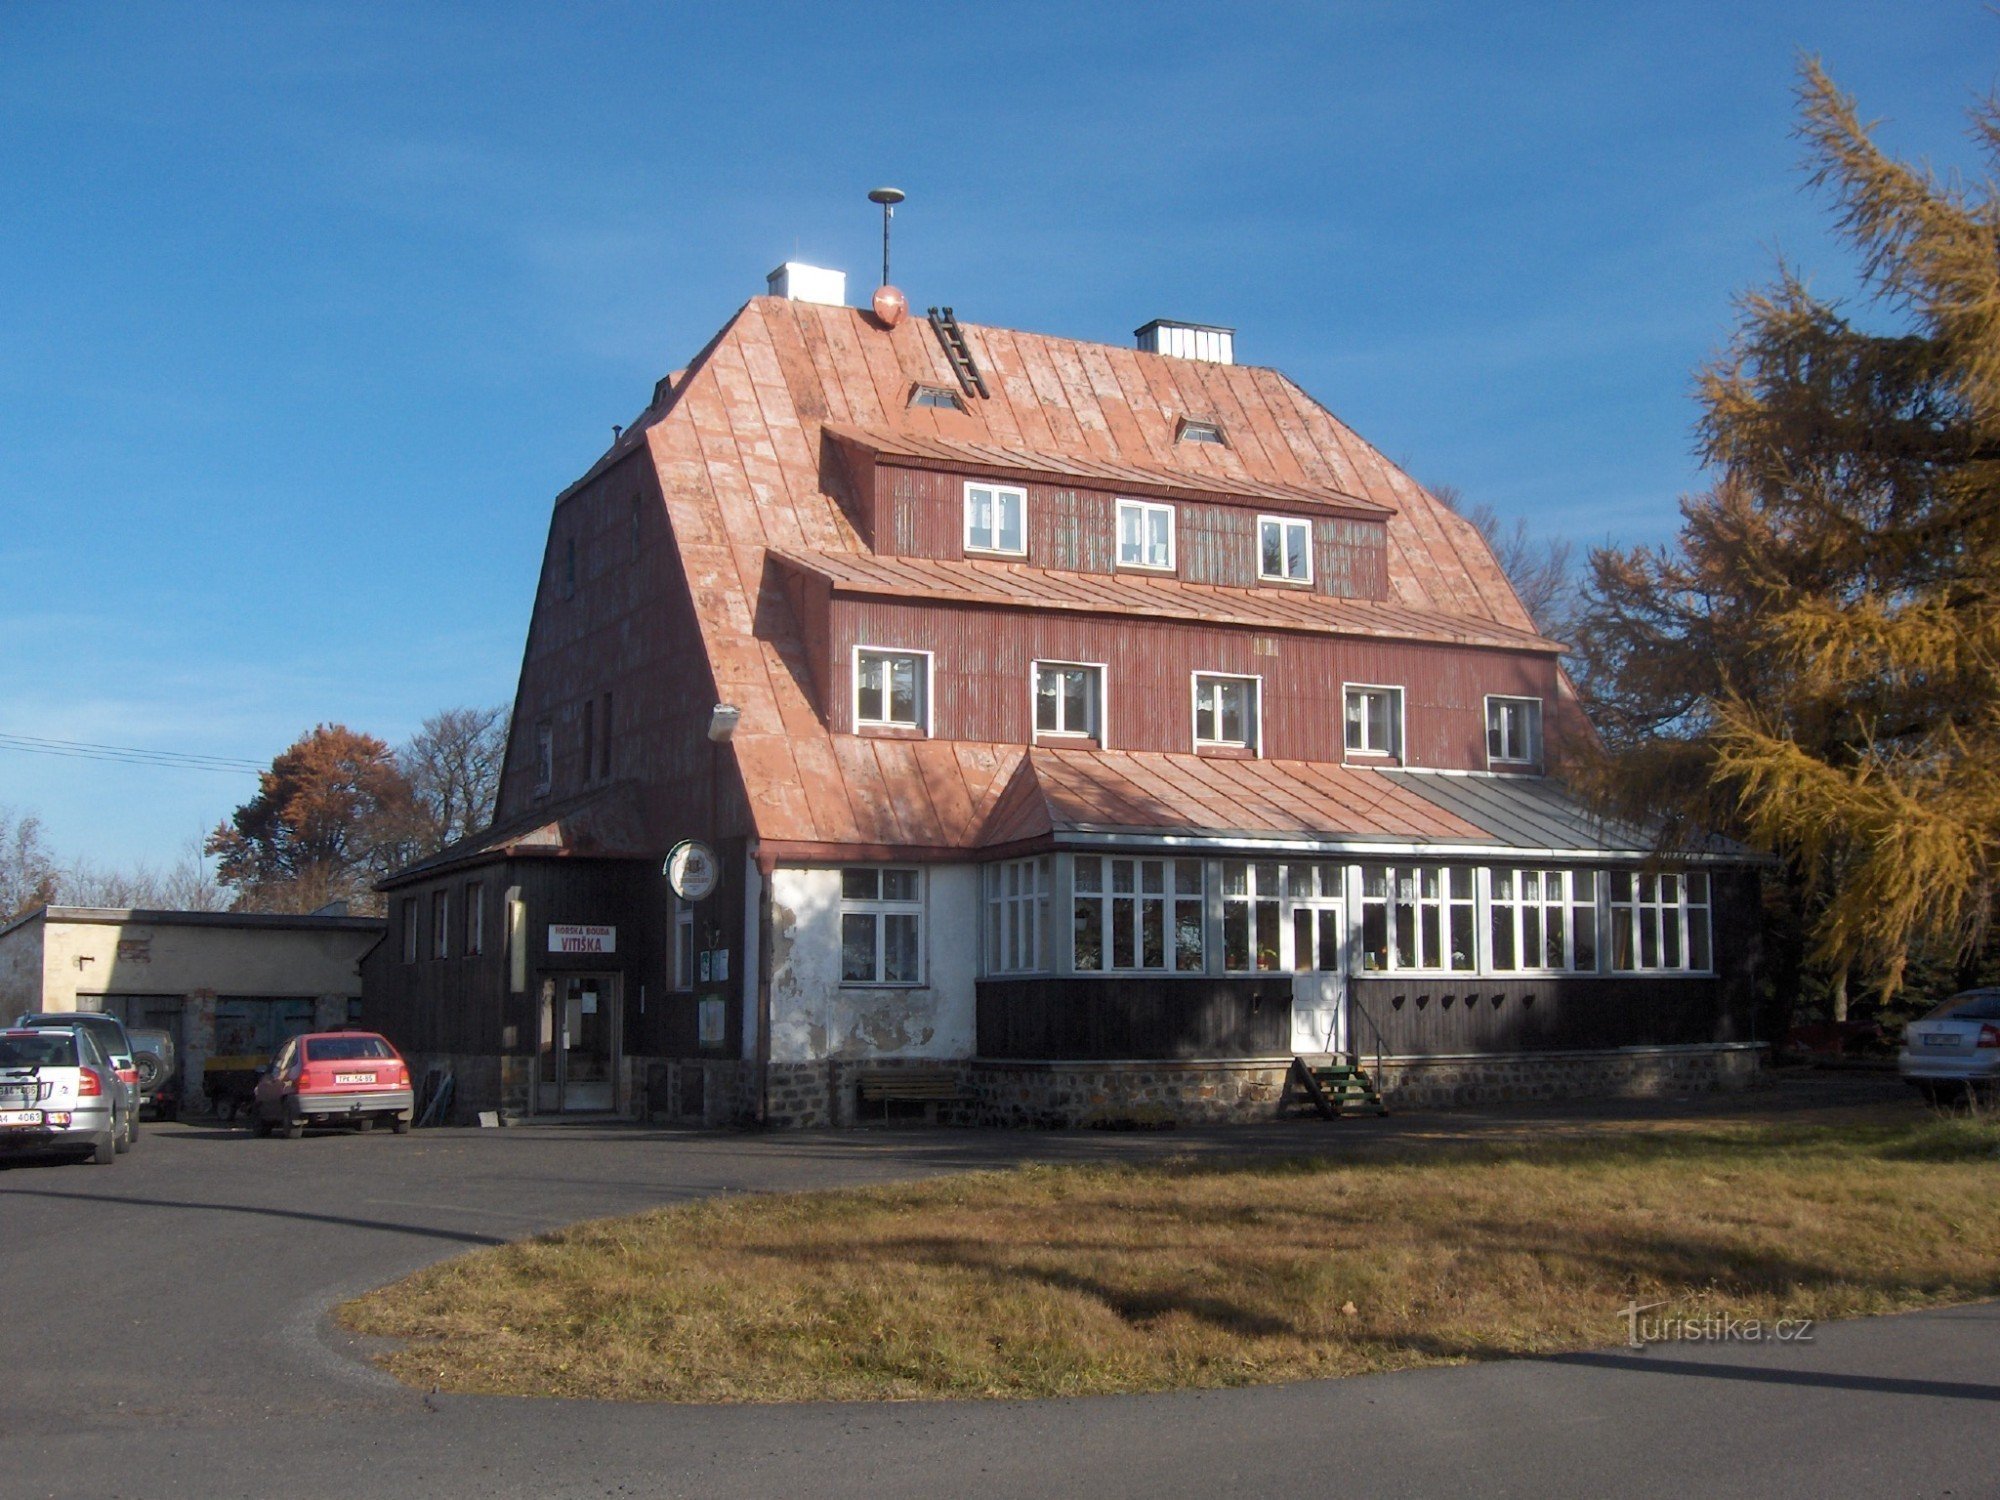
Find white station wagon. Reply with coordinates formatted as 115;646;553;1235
1899;988;2000;1102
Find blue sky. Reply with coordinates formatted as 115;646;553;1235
0;1;1990;869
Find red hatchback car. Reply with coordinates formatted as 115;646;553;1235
252;1031;416;1138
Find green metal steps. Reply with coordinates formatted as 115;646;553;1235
1282;1057;1390;1119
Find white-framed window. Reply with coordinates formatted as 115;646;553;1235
1033;660;1103;739
1488;868;1597;972
854;647;930;731
400;897;418;964
431;889;451;960
1115;499;1175;571
1222;860;1344;973
464;882;484;957
1608;870;1712;973
984;857;1053;975
1257;515;1313;583
1487;696;1543;766
1359;865;1477;972
1193;673;1260;752
1176;417;1226;446
673;899;695;991
964;481;1027;556
1344;684;1402;757
840;867;923;984
1072;856;1204;972
533;720;554;796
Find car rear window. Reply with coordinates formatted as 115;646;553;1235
0;1034;80;1067
304;1035;395;1062
21;1014;127;1054
1929;993;2000;1021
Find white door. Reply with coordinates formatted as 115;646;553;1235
1288;900;1346;1054
1291;972;1345;1055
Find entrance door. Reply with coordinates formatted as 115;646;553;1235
1288;901;1346;1055
535;974;620;1112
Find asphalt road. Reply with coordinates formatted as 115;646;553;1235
1;1086;1995;1500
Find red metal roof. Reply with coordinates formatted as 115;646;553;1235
632;296;1553;852
822;424;1394;518
381;782;653;887
769;549;1561;654
746;738;1499;859
1019;748;1491;843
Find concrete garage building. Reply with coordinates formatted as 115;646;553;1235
363;265;1763;1127
0;906;383;1111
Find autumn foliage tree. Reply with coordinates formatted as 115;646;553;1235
1576;59;2000;1012
206;725;423;915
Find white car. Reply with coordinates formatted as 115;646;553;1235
1899;988;2000;1102
0;1026;127;1165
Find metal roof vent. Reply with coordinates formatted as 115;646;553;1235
767;262;848;306
1136;319;1234;364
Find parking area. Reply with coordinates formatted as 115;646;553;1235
4;1081;1996;1500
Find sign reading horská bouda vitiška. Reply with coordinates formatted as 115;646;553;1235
548;924;616;955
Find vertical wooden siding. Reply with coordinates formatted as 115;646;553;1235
834;597;1557;768
877;467;1388;601
493;452;751;846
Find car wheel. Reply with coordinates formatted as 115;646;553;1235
391;1115;411;1135
125;1109;139;1147
114;1112;131;1153
354;1118;374;1132
91;1133;116;1165
281;1111;304;1140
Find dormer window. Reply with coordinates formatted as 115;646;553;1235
1486;696;1543;766
964;481;1026;557
1176;417;1226;446
909;383;967;413
1257;515;1313;584
1115;499;1175;571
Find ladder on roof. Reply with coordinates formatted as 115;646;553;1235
927;306;991;400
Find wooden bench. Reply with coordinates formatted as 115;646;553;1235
854;1067;965;1117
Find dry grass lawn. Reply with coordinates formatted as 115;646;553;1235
340;1106;2000;1403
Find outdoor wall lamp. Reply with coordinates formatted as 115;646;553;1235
707;703;741;743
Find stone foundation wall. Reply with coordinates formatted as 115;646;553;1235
955;1058;1292;1129
363;1042;1767;1130
1371;1043;1764;1109
752;1044;1766;1130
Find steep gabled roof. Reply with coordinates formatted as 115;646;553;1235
822;424;1394;517
638;296;1546;851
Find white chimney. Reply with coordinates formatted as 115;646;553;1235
767;262;848;307
1135;319;1234;364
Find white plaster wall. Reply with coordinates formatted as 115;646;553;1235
767;864;978;1063
0;915;48;1012
23;919;376;1010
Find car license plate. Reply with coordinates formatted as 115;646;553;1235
335;1072;377;1085
1924;1034;1960;1048
0;1110;45;1127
